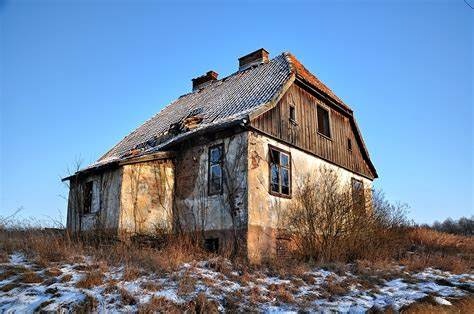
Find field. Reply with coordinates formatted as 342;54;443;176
0;228;473;313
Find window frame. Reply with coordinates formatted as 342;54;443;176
317;104;332;139
351;178;365;210
268;145;292;198
208;143;224;196
289;105;297;124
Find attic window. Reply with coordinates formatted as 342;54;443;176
317;105;331;138
347;138;352;151
289;105;296;123
208;144;224;195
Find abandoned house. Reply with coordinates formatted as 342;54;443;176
63;48;377;262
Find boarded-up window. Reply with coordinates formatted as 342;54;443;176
317;105;331;137
351;178;364;209
269;146;291;197
83;181;93;214
208;144;223;195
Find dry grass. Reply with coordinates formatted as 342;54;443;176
44;267;62;277
186;292;219;314
402;227;474;274
0;228;205;277
177;271;197;296
140;280;162;291
409;228;474;254
123;266;142;281
401;254;471;274
138;296;182;314
119;287;137;305
0;282;22;292
400;295;474;314
76;270;104;289
60;273;73;282
0;265;28;281
20;271;43;283
73;294;98;313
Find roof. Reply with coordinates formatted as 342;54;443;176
77;52;377;178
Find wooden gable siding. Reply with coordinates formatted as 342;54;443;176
250;83;374;179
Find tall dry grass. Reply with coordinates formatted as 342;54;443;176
0;223;207;275
400;227;474;274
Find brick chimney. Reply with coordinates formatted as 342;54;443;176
238;48;269;71
192;71;218;91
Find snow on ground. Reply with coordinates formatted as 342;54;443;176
0;252;472;313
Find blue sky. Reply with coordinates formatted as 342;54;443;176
1;0;472;224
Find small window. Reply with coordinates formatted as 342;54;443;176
317;105;331;138
347;138;352;151
269;146;291;197
351;178;364;209
208;144;224;195
83;181;93;214
204;238;219;253
289;105;296;122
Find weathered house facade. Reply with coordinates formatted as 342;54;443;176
64;49;377;262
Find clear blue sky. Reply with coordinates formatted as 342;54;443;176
1;0;472;224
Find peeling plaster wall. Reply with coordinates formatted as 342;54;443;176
119;159;174;236
247;131;373;262
174;132;248;238
66;168;122;234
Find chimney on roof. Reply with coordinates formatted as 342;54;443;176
192;70;218;91
238;48;269;71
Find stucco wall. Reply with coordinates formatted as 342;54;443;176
66;168;122;234
247;131;373;262
174;132;248;237
119;159;174;236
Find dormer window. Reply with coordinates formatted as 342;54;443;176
317;105;331;138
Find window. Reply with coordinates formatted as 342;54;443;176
351;178;364;209
347;138;352;151
204;238;219;253
208;144;223;195
317;105;331;138
289;105;296;122
83;181;93;214
269;146;291;197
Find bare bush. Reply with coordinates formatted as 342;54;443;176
282;167;410;263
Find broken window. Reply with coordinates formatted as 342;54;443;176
83;181;93;214
317;105;331;138
351;178;364;210
269;146;291;197
208;144;224;195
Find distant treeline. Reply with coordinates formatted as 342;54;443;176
420;216;473;236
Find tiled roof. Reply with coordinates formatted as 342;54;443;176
83;52;375;178
97;53;293;164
